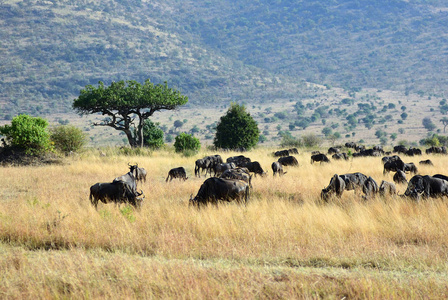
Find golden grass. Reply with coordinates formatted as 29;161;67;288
1;147;448;299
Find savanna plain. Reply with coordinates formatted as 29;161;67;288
1;147;448;299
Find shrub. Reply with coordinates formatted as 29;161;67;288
50;125;87;154
174;133;200;153
141;119;164;149
0;114;52;155
214;103;259;150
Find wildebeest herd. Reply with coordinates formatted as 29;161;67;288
89;143;448;209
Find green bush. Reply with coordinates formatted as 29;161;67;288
174;133;201;153
0;114;52;155
50;125;87;154
214;103;259;150
141;119;164;149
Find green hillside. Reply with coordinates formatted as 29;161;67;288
1;0;448;147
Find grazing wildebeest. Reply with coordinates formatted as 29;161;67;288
278;156;299;167
113;163;138;193
383;158;405;174
381;155;401;165
393;170;407;184
189;177;250;208
226;155;251;167
379;180;397;197
271;161;286;176
135;167;147;183
327;147;340;155
214;162;236;177
195;155;223;177
339;172;369;191
274;149;290;157
403;175;448;201
321;174;346;202
419;159;434;166
425;146;447;154
403;162;418;174
311;153;330;164
166;167;188;182
220;168;252;187
405;147;422;156
244;161;266;176
362;176;379;200
332;153;349;160
393;145;408;154
288;148;299;154
89;181;144;209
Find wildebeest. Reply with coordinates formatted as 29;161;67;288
311;153;330;164
321;174;346;201
383;158;405;174
274;149;290;157
278;156;299;167
195;155;223;177
332;153;349;160
327;147;340;155
113;163;138;193
226;155;251;167
214;162;236;177
379;180;397;197
362;176;379;200
419;159;434;166
405;147;422;156
135;167;147;183
189;177;250;207
403;175;448;200
339;172;369;191
403;162;418;174
393;145;408;154
393;170;407;184
89;181;144;209
381;155;401;165
271;161;286;176
220;168;252;187
433;174;448;181
425;146;447;154
244;161;266;176
166;167;188;182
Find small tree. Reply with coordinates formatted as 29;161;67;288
302;133;322;148
422;117;436;131
0;114;52;155
141;119;164;149
214;103;259;150
441;117;448;133
50;125;87;154
174;133;200;153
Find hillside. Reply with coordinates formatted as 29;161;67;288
1;0;448;146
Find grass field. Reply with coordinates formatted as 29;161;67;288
1;147;448;299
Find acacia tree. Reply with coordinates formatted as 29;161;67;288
214;103;259;150
73;79;188;147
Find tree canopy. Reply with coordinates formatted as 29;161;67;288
73;79;188;147
213;103;259;151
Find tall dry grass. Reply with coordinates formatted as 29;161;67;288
1;147;448;299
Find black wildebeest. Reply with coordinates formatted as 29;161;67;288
419;159;434;166
89;181;144;209
383;158;405;174
403;162;418;174
403;175;448;201
379;180;397;197
274;149;290;157
327;147;340;155
425;146;447;154
220;168;252;187
189;177;250;208
226;155;251;167
214;162;236;177
271;161;286;176
321;174;346;202
166;167;188;182
195;155;223;177
311;153;330;164
393;170;407;184
339;172;369;191
135;167;147;183
332;153;349;160
278;156;299;167
244;161;266;176
113;163;138;194
362;176;379;200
